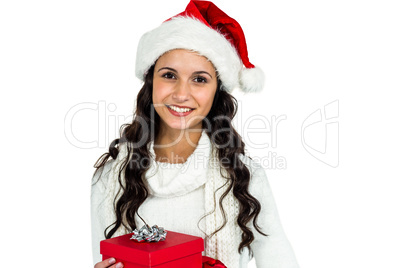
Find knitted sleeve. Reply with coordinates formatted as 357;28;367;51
247;160;300;268
90;159;114;265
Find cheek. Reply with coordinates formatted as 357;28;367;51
194;89;216;110
152;80;169;103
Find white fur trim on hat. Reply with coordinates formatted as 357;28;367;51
135;16;243;93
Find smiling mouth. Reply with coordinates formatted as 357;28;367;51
165;105;195;117
166;105;196;112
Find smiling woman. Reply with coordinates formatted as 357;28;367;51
91;1;299;268
151;49;218;164
153;49;217;135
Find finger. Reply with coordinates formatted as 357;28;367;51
109;262;124;268
94;258;117;268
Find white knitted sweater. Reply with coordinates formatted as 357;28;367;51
91;130;300;268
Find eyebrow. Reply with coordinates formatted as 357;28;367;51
157;67;213;79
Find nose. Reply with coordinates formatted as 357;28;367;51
172;80;190;101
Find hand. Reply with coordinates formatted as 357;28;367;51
94;258;124;268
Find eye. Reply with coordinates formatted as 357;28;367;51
162;72;176;79
193;76;207;83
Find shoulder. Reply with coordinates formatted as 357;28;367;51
237;153;271;197
91;158;115;194
91;143;131;187
238;153;267;181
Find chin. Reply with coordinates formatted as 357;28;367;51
165;121;203;131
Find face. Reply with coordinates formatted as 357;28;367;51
152;49;218;133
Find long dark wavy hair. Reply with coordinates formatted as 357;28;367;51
93;64;267;254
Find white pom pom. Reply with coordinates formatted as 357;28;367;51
239;66;265;93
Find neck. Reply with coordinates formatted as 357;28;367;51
153;128;203;164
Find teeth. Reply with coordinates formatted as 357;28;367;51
169;105;192;113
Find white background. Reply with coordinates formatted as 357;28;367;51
1;0;401;267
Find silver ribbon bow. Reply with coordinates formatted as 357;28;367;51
130;224;167;243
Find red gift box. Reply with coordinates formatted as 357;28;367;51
100;230;204;268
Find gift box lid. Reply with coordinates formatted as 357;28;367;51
100;230;204;266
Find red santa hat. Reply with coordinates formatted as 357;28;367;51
135;0;265;93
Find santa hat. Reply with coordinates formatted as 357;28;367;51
135;0;265;93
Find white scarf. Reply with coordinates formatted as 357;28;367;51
104;139;242;268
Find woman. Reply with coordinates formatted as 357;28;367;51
92;1;299;267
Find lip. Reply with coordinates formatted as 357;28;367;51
167;104;195;109
166;105;194;117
